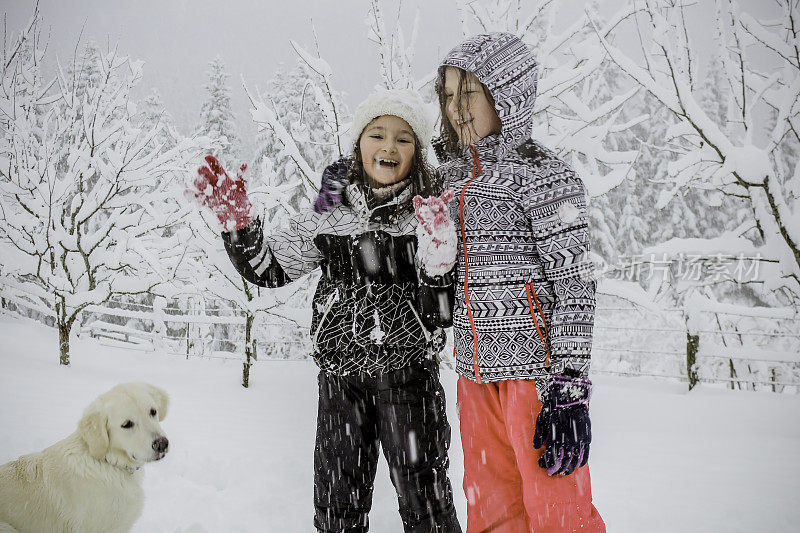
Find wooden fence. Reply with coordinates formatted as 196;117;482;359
2;280;798;392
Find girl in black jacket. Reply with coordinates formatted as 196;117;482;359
190;89;461;533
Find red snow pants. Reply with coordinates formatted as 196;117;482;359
457;376;605;533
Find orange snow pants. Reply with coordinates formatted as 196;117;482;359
457;376;605;533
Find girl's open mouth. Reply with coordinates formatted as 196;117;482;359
376;158;399;168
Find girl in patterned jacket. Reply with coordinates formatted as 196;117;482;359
431;33;606;532
190;89;461;533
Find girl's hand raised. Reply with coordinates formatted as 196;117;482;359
413;189;457;277
314;156;351;214
189;155;253;231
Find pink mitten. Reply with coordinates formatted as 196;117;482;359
413;189;457;277
188;155;252;231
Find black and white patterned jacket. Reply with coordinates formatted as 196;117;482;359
221;181;451;376
439;32;596;383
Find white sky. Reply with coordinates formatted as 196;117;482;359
4;0;778;160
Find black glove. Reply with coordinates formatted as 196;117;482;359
417;270;455;329
533;375;593;476
314;156;352;214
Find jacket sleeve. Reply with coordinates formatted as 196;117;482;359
412;183;456;330
417;267;455;330
221;211;324;287
523;162;596;378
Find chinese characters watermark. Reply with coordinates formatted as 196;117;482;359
584;253;763;283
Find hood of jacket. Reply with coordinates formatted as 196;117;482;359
440;32;538;164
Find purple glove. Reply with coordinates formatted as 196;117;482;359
533;375;593;476
314;156;351;214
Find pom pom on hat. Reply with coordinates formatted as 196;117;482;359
350;88;433;149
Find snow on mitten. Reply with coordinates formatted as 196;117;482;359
533;375;593;476
188;155;252;231
413;189;457;277
314;156;351;214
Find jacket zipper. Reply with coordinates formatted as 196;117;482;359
406;300;432;343
461;145;483;383
525;282;551;367
312;288;340;350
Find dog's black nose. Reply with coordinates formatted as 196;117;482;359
152;436;169;453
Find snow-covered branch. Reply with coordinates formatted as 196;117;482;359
596;0;800;301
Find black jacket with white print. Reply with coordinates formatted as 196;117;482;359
221;180;453;376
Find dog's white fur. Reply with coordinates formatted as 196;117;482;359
0;382;169;533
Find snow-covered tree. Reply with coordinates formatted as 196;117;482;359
176;198;310;386
0;33;194;365
249;60;349;212
183;54;345;384
197;56;239;169
587;192;618;262
179;39;351;386
246;39;350;203
455;0;643;193
597;0;800;304
137;88;181;155
365;0;422;91
616;178;649;257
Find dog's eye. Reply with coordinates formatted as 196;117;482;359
150;408;157;417
121;420;134;429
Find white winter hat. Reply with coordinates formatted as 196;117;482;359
350;88;433;150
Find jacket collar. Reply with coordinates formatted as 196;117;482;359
345;179;412;223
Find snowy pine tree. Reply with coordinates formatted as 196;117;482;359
587;193;617;263
250;61;350;213
197;57;240;169
616;178;649;259
137;87;181;155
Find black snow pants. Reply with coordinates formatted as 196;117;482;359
313;358;461;533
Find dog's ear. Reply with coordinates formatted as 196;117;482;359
148;385;169;421
79;409;109;459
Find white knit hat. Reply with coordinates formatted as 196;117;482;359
349;88;433;150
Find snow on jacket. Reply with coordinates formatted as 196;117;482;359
438;32;596;383
221;179;451;376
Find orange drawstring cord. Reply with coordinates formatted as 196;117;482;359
529;285;549;337
525;284;552;367
461;145;483;383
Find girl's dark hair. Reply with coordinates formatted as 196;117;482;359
434;65;496;159
346;129;442;213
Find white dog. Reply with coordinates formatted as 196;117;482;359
0;382;170;533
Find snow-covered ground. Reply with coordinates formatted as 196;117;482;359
1;314;799;532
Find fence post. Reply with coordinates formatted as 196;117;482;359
185;296;192;359
728;359;740;390
683;309;700;390
686;328;699;390
152;296;167;352
242;313;255;388
713;312;738;390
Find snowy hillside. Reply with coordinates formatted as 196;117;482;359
1;315;798;532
